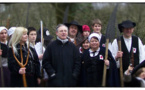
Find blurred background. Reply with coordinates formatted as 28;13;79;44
1;3;145;44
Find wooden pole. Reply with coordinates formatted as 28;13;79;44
118;41;124;87
102;39;109;87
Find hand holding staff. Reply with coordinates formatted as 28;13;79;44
12;42;30;87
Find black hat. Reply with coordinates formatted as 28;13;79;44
37;27;53;41
64;21;83;33
131;60;145;75
118;20;136;33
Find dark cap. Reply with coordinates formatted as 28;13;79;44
118;20;136;33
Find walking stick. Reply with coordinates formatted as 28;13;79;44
12;42;30;87
0;43;4;87
102;4;118;87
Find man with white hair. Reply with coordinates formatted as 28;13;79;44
42;24;81;87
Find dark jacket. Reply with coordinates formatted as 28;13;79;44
0;42;8;58
42;39;81;87
82;47;120;87
8;43;41;87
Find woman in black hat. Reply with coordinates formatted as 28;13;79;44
111;20;145;86
64;21;83;46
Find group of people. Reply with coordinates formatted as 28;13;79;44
0;18;145;87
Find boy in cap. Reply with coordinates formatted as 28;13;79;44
111;20;145;73
82;25;90;38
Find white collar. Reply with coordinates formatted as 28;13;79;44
89;48;100;57
1;41;7;45
123;36;132;40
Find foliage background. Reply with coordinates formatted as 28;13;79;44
1;3;145;44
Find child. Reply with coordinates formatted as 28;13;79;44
124;60;145;87
82;25;90;38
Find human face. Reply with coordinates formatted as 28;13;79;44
82;39;90;50
20;32;28;44
68;25;78;38
92;24;102;34
56;26;68;40
139;68;145;79
28;31;37;43
123;28;134;38
83;31;90;38
0;30;7;42
90;37;99;50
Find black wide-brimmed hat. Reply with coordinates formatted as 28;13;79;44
37;27;53;41
64;21;83;33
118;20;136;33
131;60;145;76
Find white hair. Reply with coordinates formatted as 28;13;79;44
56;24;68;32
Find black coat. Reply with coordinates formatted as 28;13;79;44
42;39;81;87
82;47;120;87
0;42;8;58
8;43;41;87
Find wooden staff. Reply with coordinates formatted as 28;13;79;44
0;43;4;87
118;40;124;87
102;4;118;87
12;43;30;87
102;39;109;87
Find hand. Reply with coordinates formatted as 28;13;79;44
19;67;26;74
127;65;134;75
37;78;41;84
104;59;110;66
38;54;43;60
115;51;123;60
0;49;2;56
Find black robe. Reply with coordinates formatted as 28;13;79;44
0;42;8;58
8;43;41;87
42;39;81;87
82;47;120;87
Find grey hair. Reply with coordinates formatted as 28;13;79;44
56;24;68;32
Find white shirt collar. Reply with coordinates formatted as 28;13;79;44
123;36;132;40
89;48;100;57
